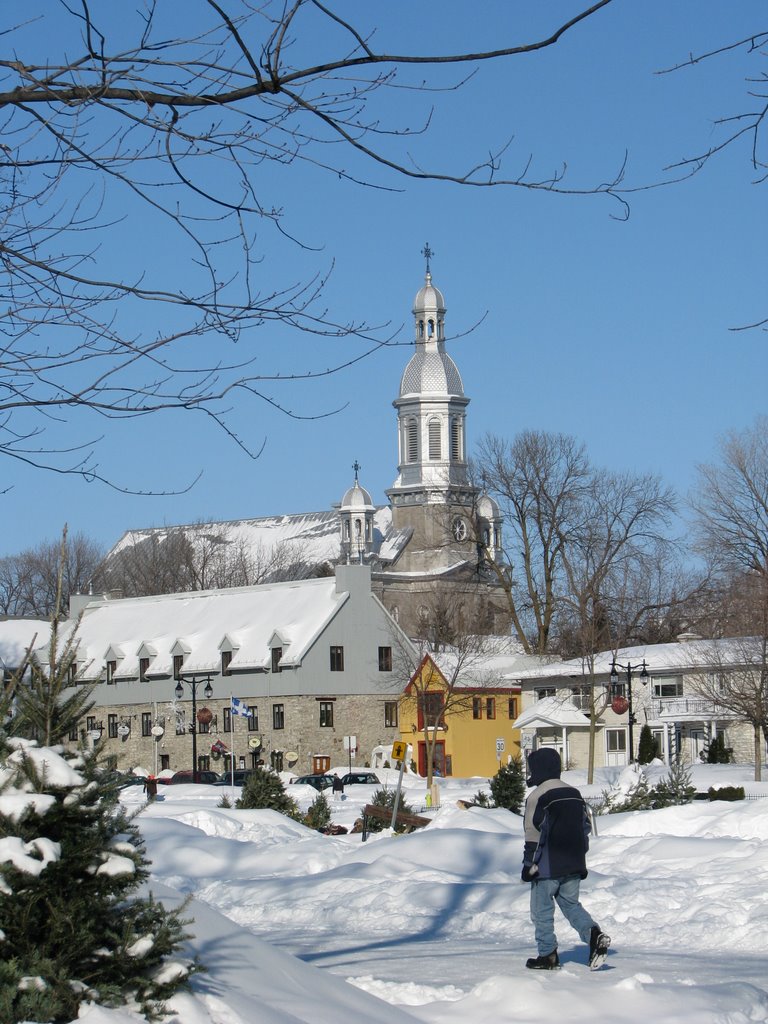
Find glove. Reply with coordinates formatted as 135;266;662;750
521;864;539;882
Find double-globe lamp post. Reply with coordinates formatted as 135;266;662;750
609;659;649;764
174;673;213;782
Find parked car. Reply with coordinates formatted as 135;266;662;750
340;771;380;786
167;770;221;785
215;770;257;787
291;774;334;791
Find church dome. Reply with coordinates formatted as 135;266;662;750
399;349;464;398
413;272;446;313
340;479;374;512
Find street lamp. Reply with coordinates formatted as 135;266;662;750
174;673;213;781
609;659;649;763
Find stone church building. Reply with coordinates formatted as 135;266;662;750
101;257;508;638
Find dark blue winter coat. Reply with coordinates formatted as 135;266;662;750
522;748;591;881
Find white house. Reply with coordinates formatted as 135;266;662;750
509;636;766;770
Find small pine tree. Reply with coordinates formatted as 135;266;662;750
304;792;332;831
0;739;197;1022
366;788;415;833
637;724;659;765
236;767;301;818
0;535;196;1021
651;756;697;808
489;757;526;815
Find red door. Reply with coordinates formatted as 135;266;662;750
418;740;446;777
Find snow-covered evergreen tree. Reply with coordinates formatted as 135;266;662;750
490;756;526;815
0;532;197;1022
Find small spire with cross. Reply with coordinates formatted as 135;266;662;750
421;242;434;275
352;460;361;482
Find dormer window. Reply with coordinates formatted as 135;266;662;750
271;647;282;673
221;650;232;677
105;660;117;685
173;654;184;680
139;657;150;682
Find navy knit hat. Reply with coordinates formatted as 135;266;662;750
526;748;562;787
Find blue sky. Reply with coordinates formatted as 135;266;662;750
3;1;766;557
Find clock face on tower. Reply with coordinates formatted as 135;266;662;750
451;516;467;542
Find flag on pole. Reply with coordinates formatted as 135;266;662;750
231;696;250;718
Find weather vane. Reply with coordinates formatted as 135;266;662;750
421;242;434;274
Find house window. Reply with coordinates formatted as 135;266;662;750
160;754;170;772
486;697;496;720
86;716;98;734
221;650;232;676
105;660;117;684
319;701;334;728
176;712;186;736
378;646;393;672
508;697;519;720
273;703;285;730
66;662;78;686
385;701;399;728
473;697;482;720
536;687;556;702
330;646;344;672
141;712;152;737
405;418;418;463
653;676;683;699
606;729;627;753
418;692;445;731
139;657;150;682
428;418;441;460
223;708;232;733
198;714;210;735
68;723;79;742
571;686;592;712
173;654;184;680
248;706;258;731
107;714;118;739
450;417;463;461
271;647;282;673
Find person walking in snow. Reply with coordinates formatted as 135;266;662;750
521;748;610;971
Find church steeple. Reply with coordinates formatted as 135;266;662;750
389;247;469;499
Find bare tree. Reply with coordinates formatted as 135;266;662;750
658;31;768;331
689;417;768;778
0;531;104;617
95;522;320;597
475;430;590;653
0;1;623;489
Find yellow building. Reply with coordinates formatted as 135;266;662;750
400;651;524;778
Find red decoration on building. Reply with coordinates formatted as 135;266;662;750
611;696;629;715
196;706;213;725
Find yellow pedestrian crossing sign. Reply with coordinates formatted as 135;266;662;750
391;741;407;763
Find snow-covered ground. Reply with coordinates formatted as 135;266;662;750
72;764;768;1024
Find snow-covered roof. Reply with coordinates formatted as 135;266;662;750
104;506;414;575
506;637;763;682
57;575;352;681
513;695;596;730
417;642;548;692
0;619;50;670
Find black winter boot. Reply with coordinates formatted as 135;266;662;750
588;926;611;970
525;950;560;970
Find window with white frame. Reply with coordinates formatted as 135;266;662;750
570;685;592;712
606;728;627;753
536;687;556;701
652;676;683;699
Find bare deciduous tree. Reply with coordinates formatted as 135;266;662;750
95;522;321;597
0;531;104;617
0;1;622;489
